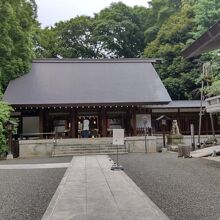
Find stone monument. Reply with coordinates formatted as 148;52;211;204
167;120;183;150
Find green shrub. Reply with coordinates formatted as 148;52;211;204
0;101;12;155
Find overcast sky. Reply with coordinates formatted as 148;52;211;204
35;0;148;27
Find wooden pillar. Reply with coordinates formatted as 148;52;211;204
205;113;209;135
98;110;102;136
39;109;44;139
210;112;215;136
44;110;49;134
70;109;77;138
126;109;132;136
20;112;23;139
131;109;137;136
100;109;107;137
177;108;181;128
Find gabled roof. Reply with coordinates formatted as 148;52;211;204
182;20;220;59
3;59;171;106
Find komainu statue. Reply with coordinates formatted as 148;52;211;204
170;120;181;135
167;119;183;149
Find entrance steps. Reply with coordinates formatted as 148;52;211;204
52;138;127;157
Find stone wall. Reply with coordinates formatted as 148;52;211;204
125;136;157;153
19;137;158;157
156;134;220;148
19;135;220;158
19;139;54;158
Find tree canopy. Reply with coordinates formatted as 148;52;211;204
37;3;148;58
0;0;39;90
144;2;200;99
194;0;220;38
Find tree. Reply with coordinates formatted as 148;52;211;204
93;2;146;57
0;0;39;91
56;16;99;58
144;0;182;44
194;0;220;38
191;0;220;97
144;2;200;100
38;2;148;58
35;27;59;58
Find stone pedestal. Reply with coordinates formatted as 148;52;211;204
6;153;13;160
125;136;157;153
167;134;183;145
178;145;191;158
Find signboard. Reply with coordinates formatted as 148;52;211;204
113;129;124;145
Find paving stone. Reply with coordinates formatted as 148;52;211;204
42;155;169;220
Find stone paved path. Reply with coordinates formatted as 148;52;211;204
42;155;169;220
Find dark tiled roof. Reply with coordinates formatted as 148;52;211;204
146;100;205;108
182;20;220;59
3;59;171;106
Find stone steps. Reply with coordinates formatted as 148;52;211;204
53;151;127;157
52;144;127;157
54;148;126;153
54;146;125;150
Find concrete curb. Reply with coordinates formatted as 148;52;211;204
0;163;70;169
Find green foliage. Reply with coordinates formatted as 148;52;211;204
0;0;39;91
93;2;146;57
194;0;220;38
192;0;220;97
202;54;220;97
144;0;182;44
34;27;57;58
56;16;98;58
205;80;220;97
0;101;12;155
144;2;200;99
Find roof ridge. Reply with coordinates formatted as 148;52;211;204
32;58;162;63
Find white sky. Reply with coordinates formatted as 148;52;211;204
35;0;148;27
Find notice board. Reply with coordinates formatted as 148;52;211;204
113;129;124;145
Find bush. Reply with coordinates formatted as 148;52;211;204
0;101;12;155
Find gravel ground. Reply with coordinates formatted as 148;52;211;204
0;156;72;164
111;153;220;220
0;157;70;220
